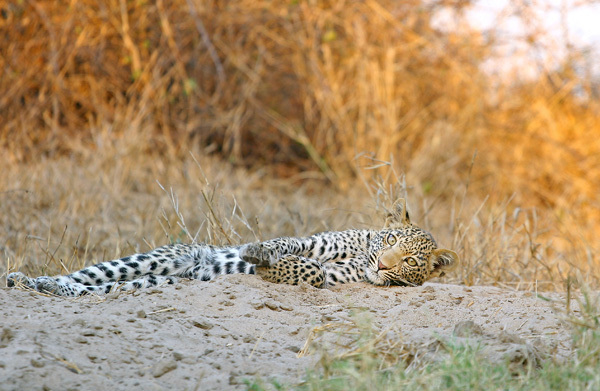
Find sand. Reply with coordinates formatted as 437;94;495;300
1;274;575;390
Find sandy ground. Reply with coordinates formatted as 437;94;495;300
1;275;575;391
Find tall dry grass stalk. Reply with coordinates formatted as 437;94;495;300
0;0;598;288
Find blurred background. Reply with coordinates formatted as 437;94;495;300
1;0;598;290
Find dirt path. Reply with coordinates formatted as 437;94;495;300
1;275;574;390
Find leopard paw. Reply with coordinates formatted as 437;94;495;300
239;242;280;267
7;272;35;289
34;276;61;295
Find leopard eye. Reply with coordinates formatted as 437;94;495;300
386;233;397;246
405;257;418;267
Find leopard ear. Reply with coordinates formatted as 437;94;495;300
384;199;411;228
429;249;459;278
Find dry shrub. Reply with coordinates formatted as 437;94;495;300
0;0;599;287
0;0;485;169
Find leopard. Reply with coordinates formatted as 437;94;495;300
6;199;458;297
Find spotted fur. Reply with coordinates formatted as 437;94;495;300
7;200;458;296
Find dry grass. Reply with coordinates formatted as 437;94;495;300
0;134;381;278
0;142;596;291
0;0;598;289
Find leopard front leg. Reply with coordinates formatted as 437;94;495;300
255;255;326;288
238;233;323;266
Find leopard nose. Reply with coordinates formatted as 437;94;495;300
377;260;388;270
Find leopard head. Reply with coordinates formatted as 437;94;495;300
364;199;458;286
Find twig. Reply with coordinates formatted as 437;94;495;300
147;307;177;315
185;0;226;92
248;330;266;360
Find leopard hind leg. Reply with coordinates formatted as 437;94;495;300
7;243;204;297
7;272;179;296
46;275;179;296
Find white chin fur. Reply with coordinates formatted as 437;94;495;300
364;268;386;285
